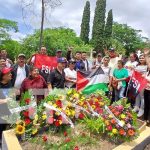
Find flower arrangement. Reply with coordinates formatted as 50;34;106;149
14;89;138;143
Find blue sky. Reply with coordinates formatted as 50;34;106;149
0;0;150;41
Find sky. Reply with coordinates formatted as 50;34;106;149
0;0;150;41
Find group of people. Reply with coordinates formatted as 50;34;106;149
0;46;150;144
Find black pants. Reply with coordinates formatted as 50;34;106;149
144;89;150;120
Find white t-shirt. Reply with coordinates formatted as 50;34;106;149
101;65;111;83
135;65;147;74
109;56;122;76
64;68;77;88
14;65;26;88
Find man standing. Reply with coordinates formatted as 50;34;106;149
56;50;62;58
82;52;89;71
48;57;66;89
75;51;85;71
0;49;13;68
12;54;29;88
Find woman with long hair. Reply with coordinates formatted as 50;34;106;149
133;54;147;117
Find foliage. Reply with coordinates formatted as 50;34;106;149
0;18;18;40
92;0;106;52
104;9;113;48
80;1;90;44
0;40;22;61
21;28;93;58
112;22;146;55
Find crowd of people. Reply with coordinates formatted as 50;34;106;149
0;47;150;144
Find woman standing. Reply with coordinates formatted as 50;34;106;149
20;66;47;104
113;60;129;101
64;59;77;88
125;53;138;76
133;54;147;117
0;67;12;144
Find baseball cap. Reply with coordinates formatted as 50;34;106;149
109;48;115;51
1;67;12;74
18;53;26;58
57;57;67;63
56;50;62;53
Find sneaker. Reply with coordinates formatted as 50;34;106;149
137;109;144;117
133;106;139;112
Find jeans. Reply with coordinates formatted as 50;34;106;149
115;87;125;101
135;90;144;110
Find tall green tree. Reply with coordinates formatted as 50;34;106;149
104;9;113;48
92;0;106;52
80;1;90;44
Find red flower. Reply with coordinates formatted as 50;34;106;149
64;138;71;143
96;108;103;114
74;146;79;150
107;125;112;131
58;115;62;120
42;135;48;142
25;98;30;104
23;111;29;117
54;120;60;127
56;100;62;108
25;118;31;125
64;131;68;137
79;113;85;119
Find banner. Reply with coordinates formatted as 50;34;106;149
127;71;147;99
34;54;57;74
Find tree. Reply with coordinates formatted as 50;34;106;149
112;22;146;55
0;18;18;41
80;1;90;44
92;0;106;52
104;9;113;48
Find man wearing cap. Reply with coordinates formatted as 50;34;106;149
12;54;29;89
56;50;62;58
48;57;66;89
92;53;103;69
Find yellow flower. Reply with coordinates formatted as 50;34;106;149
120;114;126;119
42;114;47;120
94;98;98;102
71;110;75;116
67;89;72;95
100;102;104;106
112;129;118;135
78;101;84;106
34;115;38;121
48;101;53;105
67;102;72;107
16;120;25;127
58;95;65;100
59;120;62;125
120;120;125;126
53;104;57;108
16;125;25;135
92;105;96;109
73;93;79;99
32;128;38;135
108;115;113;119
55;112;60;116
33;119;37;125
65;110;71;116
105;120;110;126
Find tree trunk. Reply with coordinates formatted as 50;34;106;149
39;0;45;50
